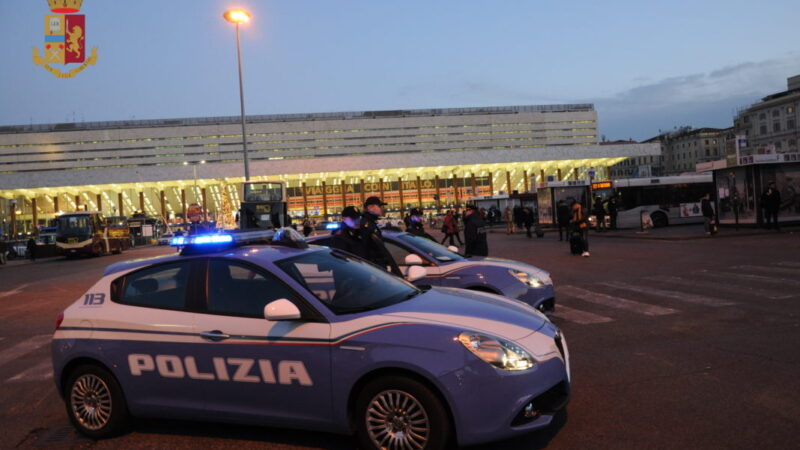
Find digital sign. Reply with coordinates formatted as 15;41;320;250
591;181;612;190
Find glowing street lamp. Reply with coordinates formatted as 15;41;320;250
223;8;252;181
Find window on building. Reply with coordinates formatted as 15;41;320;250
759;113;766;120
744;115;750;123
788;119;795;129
775;142;782;150
788;106;794;114
760;125;767;134
773;109;780;117
774;123;781;132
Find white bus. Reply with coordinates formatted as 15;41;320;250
596;174;714;229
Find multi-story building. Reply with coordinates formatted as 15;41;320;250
0;104;659;235
607;140;665;178
645;127;725;175
733;74;800;155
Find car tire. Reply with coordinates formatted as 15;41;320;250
355;376;451;450
64;364;130;439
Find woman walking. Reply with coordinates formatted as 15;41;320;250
440;210;463;246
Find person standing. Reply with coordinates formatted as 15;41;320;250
302;217;313;237
761;181;781;230
360;196;403;276
570;200;589;257
440;210;463;246
463;204;488;257
556;200;571;241
592;196;606;232
701;193;715;235
331;206;366;258
406;208;435;241
522;207;534;238
503;206;514;234
26;237;37;262
606;194;619;230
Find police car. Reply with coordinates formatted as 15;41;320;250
52;229;570;449
309;231;556;314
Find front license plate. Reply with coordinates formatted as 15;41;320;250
68;238;78;243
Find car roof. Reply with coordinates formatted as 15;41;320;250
103;244;321;276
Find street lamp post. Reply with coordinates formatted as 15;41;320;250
223;8;252;181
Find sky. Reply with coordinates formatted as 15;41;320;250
1;0;799;141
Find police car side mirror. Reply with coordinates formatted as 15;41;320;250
264;299;302;321
404;254;424;266
447;246;459;253
406;265;427;283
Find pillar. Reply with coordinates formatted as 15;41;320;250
574;168;579;180
202;187;208;222
523;170;529;193
398;176;405;212
378;177;385;200
434;175;442;213
181;189;186;220
321;181;328;219
75;195;81;211
471;173;477;198
540;169;545;184
54;196;59;214
359;179;366;206
160;190;166;220
488;173;494;195
557;168;562;181
341;180;347;208
416;176;423;208
32;198;38;235
453;175;460;210
302;182;309;217
117;193;123;216
96;194;102;213
9;201;16;238
505;171;512;193
139;192;145;212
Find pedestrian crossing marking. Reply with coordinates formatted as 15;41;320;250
0;283;30;299
646;275;793;300
733;265;800;277
558;285;678;316
599;281;736;307
551;304;614;325
775;261;800;268
701;270;800;287
7;358;53;382
0;335;51;367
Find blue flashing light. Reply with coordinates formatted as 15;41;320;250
194;234;234;245
325;222;341;230
170;236;186;246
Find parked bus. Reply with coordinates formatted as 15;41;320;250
240;181;289;230
593;174;714;228
55;212;131;257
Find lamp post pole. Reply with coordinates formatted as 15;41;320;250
224;9;253;182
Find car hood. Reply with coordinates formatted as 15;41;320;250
465;256;552;284
380;287;549;340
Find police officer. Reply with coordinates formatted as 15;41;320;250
406;208;435;241
360;197;403;276
331;206;366;258
463;204;488;257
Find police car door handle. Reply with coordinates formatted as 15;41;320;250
200;330;231;342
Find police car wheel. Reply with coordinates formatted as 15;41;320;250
65;365;129;438
355;376;451;450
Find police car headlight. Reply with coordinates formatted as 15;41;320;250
509;270;550;288
457;332;535;371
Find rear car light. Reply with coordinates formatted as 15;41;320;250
55;312;64;331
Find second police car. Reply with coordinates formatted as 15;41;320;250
52;230;570;449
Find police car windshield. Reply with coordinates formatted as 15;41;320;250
275;249;420;314
395;234;465;262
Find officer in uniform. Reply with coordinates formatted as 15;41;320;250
360;197;403;276
406;207;435;241
463;204;489;257
330;206;366;258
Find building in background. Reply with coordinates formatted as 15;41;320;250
733;74;799;156
607;139;665;178
0;104;658;236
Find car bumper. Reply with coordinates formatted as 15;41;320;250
517;284;555;314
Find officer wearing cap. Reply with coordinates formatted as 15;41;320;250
463;203;488;257
406;207;435;241
360;196;403;276
331;206;366;258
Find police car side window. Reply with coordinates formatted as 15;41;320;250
384;241;413;265
207;260;300;318
118;262;190;310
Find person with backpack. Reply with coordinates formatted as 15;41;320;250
556;200;571;241
569;200;589;257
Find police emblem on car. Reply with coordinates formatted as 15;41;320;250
52;229;570;448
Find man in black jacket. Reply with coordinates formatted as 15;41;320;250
406;208;435;241
701;193;715;235
761;181;781;230
331;206;365;258
360;197;403;276
464;204;488;257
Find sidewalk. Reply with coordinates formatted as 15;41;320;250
583;224;798;240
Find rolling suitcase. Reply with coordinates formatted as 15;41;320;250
569;231;583;255
535;225;544;238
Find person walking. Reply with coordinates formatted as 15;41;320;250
701;192;716;235
570;200;589;257
556;200;571;241
463;204;488;257
522;207;534;238
331;206;366;258
503;206;514;234
360;196;403;276
440;210;463;246
406;208;435;241
606;194;619;230
592;196;606;232
761;181;781;230
26;236;37;262
302;217;313;237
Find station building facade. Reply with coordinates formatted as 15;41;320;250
0;104;659;235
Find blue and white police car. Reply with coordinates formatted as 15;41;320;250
52;230;570;449
309;231;556;314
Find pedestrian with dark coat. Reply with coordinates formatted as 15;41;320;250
522;207;534;238
556;200;571;241
701;192;716;235
440;210;463;246
331;206;366;258
406;208;435;241
761;181;781;230
26;237;37;262
359;196;403;277
570;200;589;257
592;196;606;232
606;194;619;230
464;204;489;257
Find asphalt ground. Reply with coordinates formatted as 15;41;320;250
0;228;798;449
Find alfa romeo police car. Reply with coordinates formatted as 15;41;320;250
309;231;556;314
52;230;570;449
